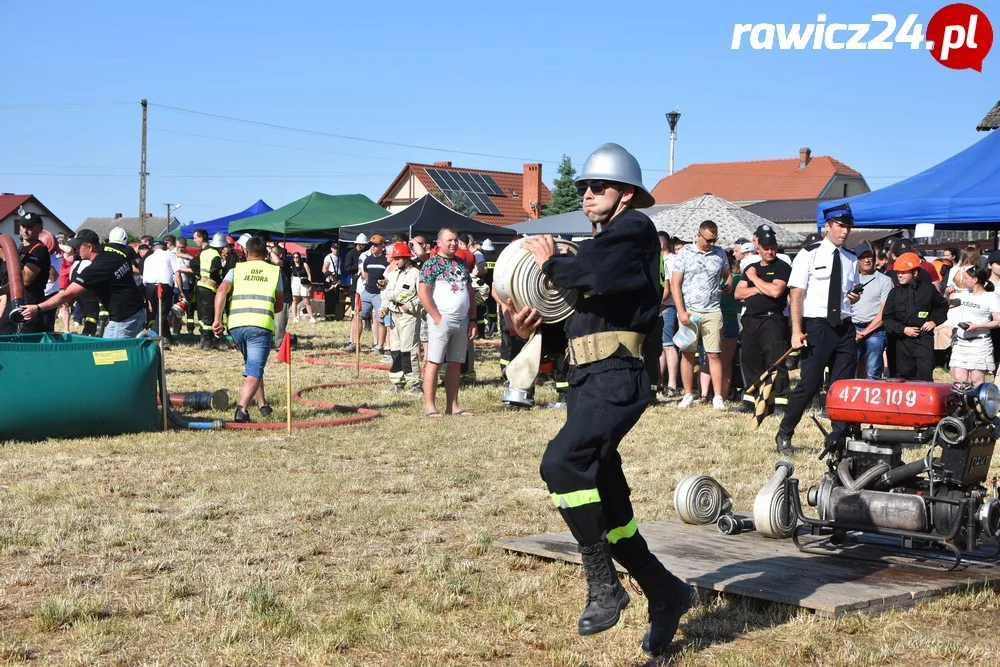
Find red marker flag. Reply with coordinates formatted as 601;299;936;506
277;331;291;364
157;283;163;299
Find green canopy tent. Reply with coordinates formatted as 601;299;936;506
228;192;387;238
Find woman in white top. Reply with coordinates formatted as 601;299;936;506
948;265;1000;384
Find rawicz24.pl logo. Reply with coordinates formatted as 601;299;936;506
731;3;993;71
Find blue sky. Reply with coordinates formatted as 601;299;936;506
2;0;997;229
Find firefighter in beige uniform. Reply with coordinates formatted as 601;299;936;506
380;242;422;392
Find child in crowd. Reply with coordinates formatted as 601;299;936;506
380;242;422;393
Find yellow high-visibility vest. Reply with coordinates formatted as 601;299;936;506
228;260;279;331
197;247;222;291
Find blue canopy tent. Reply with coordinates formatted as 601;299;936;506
817;130;1000;230
179;199;273;239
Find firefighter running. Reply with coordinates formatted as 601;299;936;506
509;143;695;657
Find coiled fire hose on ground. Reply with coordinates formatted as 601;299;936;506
674;475;734;525
493;237;578;404
753;461;797;538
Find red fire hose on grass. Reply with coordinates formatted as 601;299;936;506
168;380;382;430
302;350;392;370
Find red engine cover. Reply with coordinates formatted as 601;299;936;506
826;379;954;428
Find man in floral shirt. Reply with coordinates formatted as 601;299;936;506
417;227;477;417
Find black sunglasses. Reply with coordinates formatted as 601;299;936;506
699;231;718;244
576;180;611;196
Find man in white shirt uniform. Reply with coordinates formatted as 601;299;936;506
775;203;861;456
141;239;183;342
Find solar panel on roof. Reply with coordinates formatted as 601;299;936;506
465;173;488;193
467;191;501;215
455;172;484;193
426;168;449;191
426;168;503;214
480;174;504;196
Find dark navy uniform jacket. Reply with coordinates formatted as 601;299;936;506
541;208;660;369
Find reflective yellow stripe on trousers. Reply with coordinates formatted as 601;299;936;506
606;517;638;544
551;488;601;509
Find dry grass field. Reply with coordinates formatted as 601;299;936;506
3;318;1000;666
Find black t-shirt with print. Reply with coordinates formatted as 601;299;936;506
741;259;792;316
362;253;389;294
74;246;145;321
19;241;51;304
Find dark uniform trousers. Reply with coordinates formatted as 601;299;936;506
145;283;174;337
195;286;217;334
540;360;656;571
892;334;935;381
740;312;790;403
643;315;664;393
779;317;857;438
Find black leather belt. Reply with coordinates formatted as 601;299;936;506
805;316;853;326
744;310;782;319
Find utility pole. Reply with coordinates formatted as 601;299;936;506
139;99;148;238
665;109;681;176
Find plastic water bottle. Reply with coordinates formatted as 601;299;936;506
672;313;701;351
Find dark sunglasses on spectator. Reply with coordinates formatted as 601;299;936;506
577;180;610;196
699;232;718;244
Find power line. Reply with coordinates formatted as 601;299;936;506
0;101;133;109
0;172;391;179
148;102;558;165
0;161;391;176
149;127;409;162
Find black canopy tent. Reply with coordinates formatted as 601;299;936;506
338;194;518;243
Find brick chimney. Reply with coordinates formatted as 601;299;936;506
523;163;542;219
799;147;812;169
433;161;453;168
114;213;123;219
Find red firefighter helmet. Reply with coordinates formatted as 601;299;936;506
389;242;413;259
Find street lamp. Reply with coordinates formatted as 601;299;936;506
164;203;182;236
665;110;681;175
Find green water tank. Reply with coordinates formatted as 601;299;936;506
0;333;161;442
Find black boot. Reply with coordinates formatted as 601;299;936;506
577;542;630;636
200;331;214;351
631;558;696;656
234;406;253;423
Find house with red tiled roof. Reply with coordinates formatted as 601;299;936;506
0;193;73;238
651;148;870;234
378;161;552;227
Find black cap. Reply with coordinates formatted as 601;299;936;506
853;241;875;257
754;224;777;247
151;239;167;249
19;212;43;226
822;202;854;225
888;237;913;255
988;251;1000;266
803;232;822;246
66;229;101;248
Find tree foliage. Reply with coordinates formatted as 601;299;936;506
544;154;582;216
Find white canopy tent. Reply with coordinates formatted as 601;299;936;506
650;194;802;248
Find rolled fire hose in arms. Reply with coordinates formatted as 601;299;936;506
674;474;734;525
754;460;798;538
0;233;27;323
493;237;578;407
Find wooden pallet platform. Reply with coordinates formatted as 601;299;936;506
498;519;1000;618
